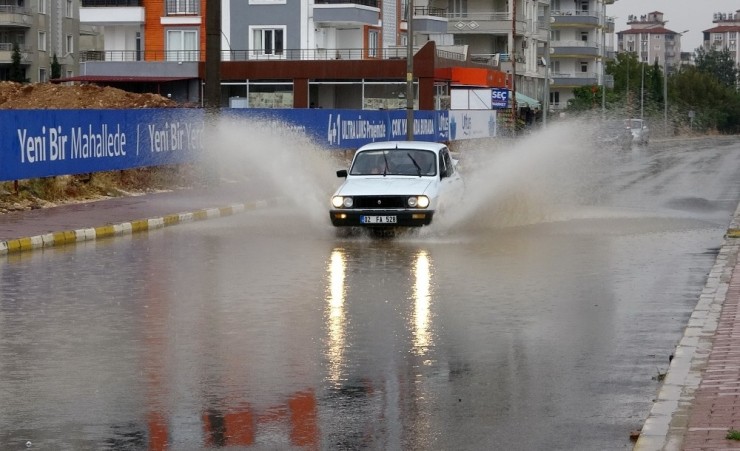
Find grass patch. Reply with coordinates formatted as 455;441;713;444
726;429;740;440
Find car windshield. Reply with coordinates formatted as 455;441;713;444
349;149;437;176
626;119;643;129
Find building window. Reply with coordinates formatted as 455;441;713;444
66;35;73;54
450;0;467;17
38;31;46;51
550;91;560;106
66;0;72;17
166;29;198;61
66;70;73;78
250;26;285;58
580;61;588;72
39;67;47;82
580;31;588;42
368;29;379;58
248;0;286;4
38;0;46;14
166;0;199;15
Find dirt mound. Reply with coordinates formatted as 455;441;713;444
0;81;189;214
0;81;178;109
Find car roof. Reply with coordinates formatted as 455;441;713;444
356;141;446;154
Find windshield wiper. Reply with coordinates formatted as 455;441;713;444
407;153;422;177
382;151;389;176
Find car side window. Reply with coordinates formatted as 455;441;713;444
441;150;454;176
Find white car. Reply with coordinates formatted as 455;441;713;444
625;118;650;145
330;141;463;229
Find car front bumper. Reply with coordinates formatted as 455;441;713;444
329;209;434;227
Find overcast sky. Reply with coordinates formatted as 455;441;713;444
607;0;739;52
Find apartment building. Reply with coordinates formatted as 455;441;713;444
616;11;683;70
0;0;79;83
702;10;740;63
546;0;615;111
219;1;451;109
77;0;203;101
446;0;549;106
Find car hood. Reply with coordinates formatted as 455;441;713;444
335;177;435;196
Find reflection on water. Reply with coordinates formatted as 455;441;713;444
325;248;347;385
412;250;433;355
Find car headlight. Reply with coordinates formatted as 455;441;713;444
332;196;353;208
408;195;430;208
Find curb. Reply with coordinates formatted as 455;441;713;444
634;204;740;450
0;200;268;256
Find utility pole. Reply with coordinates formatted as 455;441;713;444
600;1;606;119
543;2;550;128
406;0;414;141
511;0;517;135
204;0;221;110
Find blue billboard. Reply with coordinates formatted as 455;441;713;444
491;88;509;109
0;108;451;182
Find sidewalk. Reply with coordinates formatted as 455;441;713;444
0;179;271;255
635;204;740;450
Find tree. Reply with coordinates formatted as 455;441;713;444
671;66;740;133
9;43;26;83
51;53;61;80
695;47;738;88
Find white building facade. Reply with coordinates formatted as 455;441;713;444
547;0;616;111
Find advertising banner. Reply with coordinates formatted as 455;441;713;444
0;108;467;181
491;88;509;109
448;110;498;140
0;109;205;182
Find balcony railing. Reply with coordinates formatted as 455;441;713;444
402;6;446;19
0;5;31;13
81;0;141;6
81;47;442;62
314;0;378;7
447;11;510;21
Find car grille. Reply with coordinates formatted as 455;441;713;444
353;195;407;209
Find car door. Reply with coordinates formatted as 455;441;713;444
437;148;464;210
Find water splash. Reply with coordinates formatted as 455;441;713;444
202;115;608;239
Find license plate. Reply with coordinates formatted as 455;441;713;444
361;215;397;224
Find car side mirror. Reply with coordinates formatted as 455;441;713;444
439;168;448;179
336;169;348;178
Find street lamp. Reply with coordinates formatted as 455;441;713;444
664;29;689;135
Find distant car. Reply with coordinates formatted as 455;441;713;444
329;141;464;229
625;118;650;145
596;120;633;149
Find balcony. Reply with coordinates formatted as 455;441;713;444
313;0;380;27
0;5;32;27
0;43;30;64
551;10;600;27
400;7;448;35
446;12;527;35
81;47;430;62
551;72;598;87
80;3;144;25
550;40;600;57
81;0;140;5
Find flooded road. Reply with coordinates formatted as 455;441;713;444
1;132;739;450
